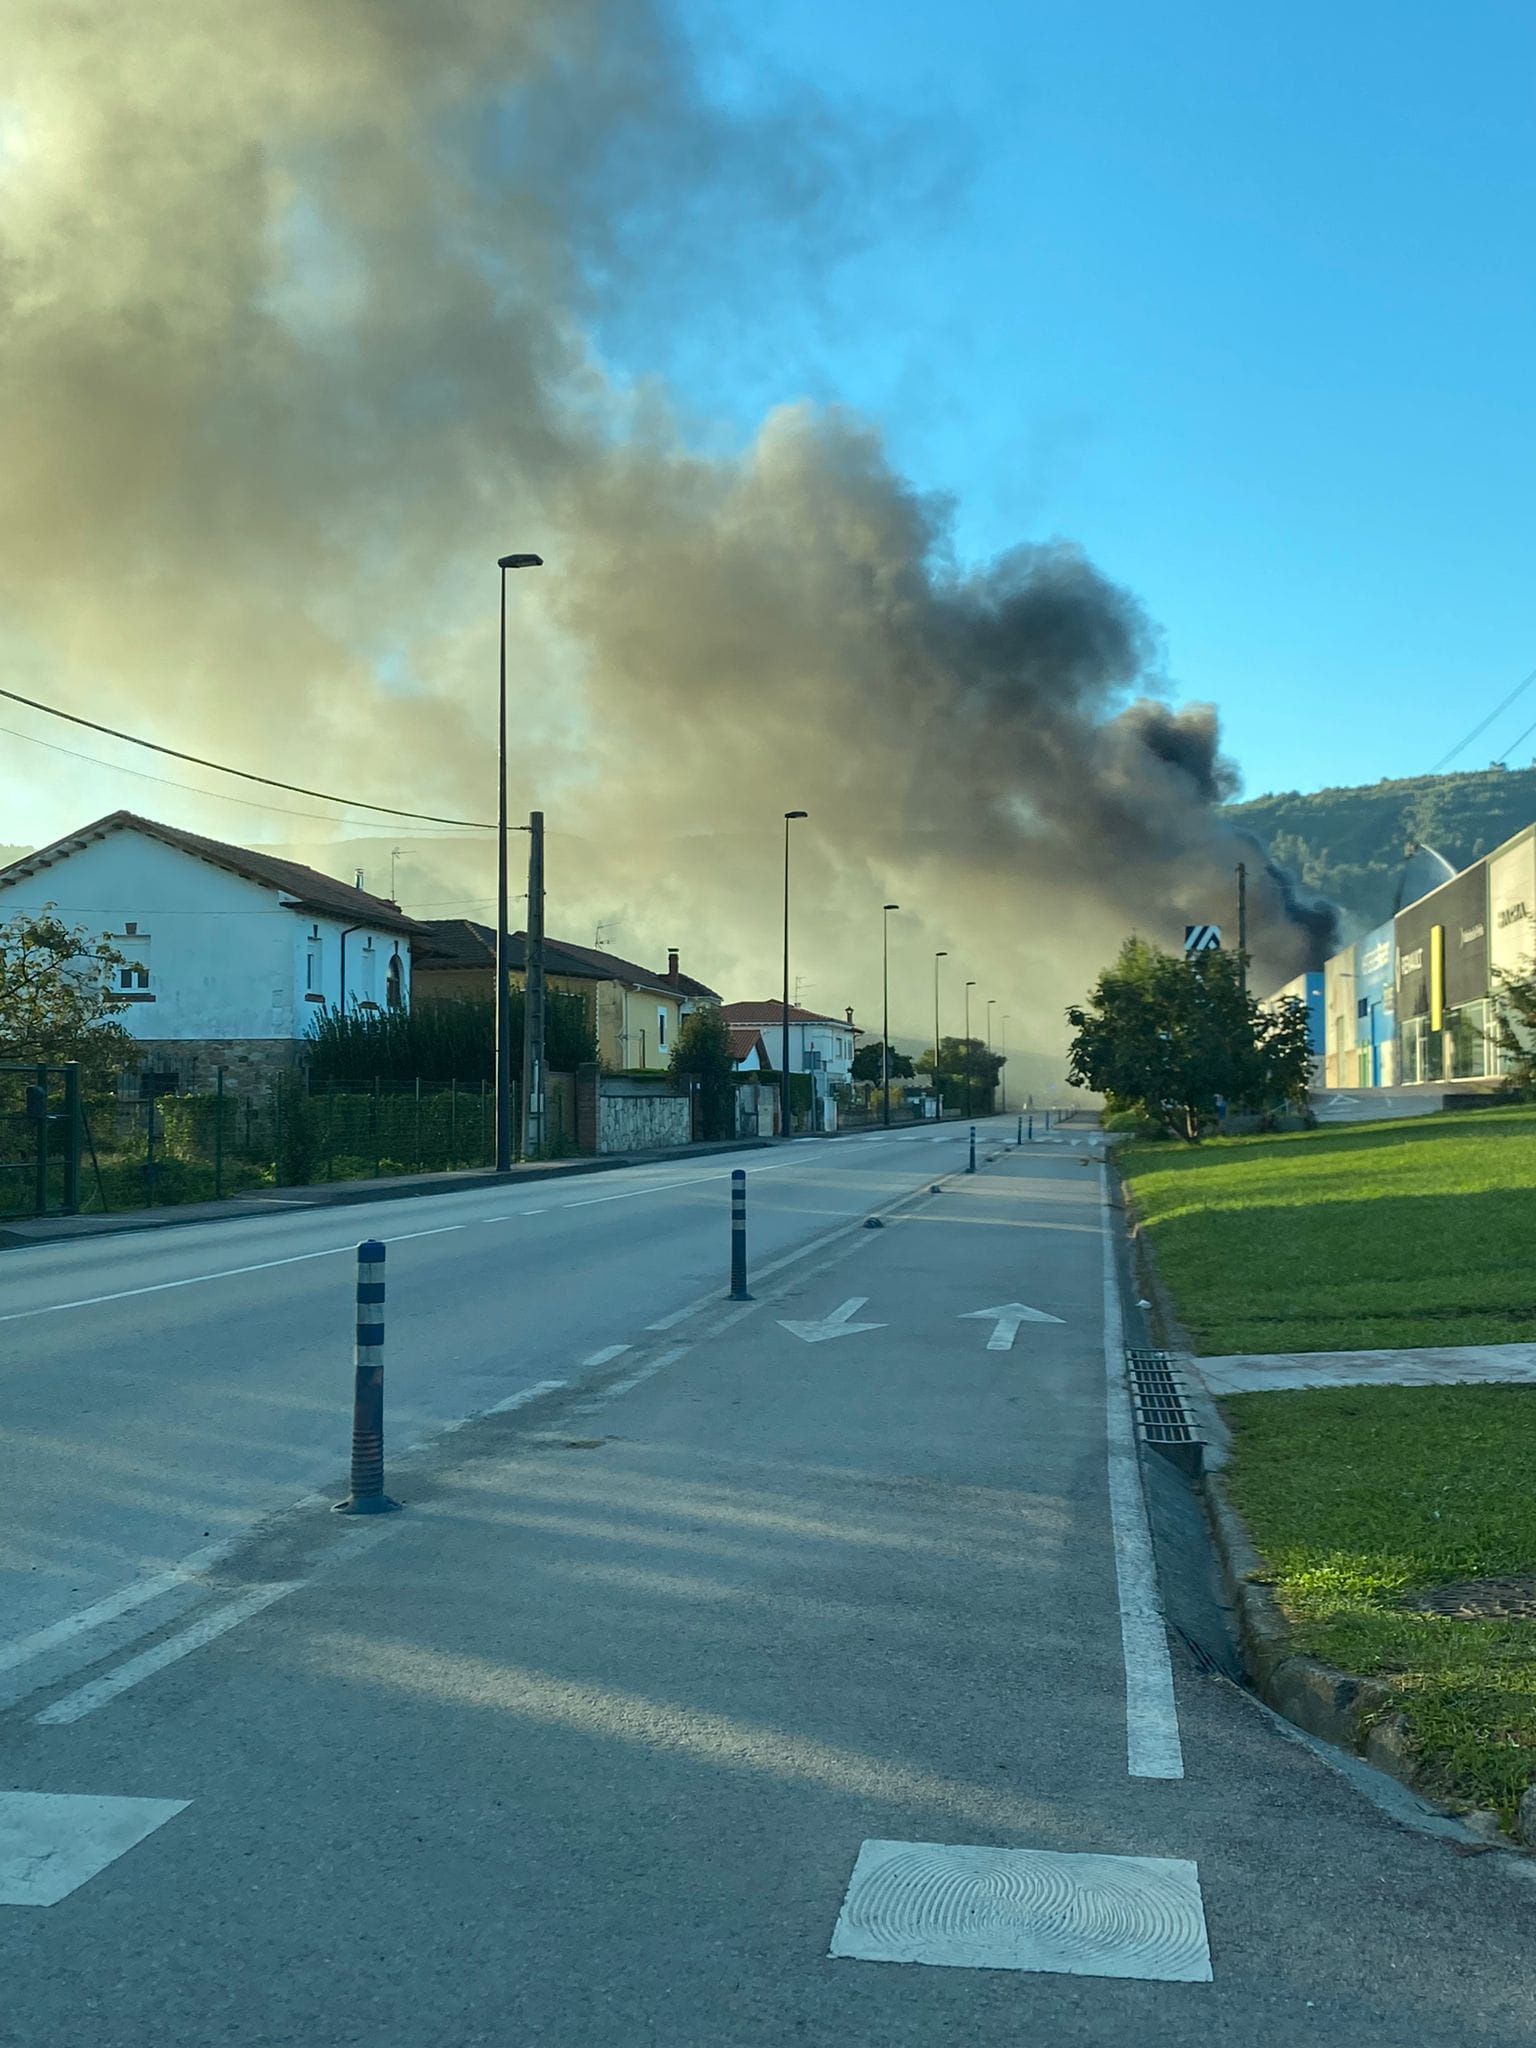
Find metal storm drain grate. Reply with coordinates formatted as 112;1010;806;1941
829;1839;1212;1982
1126;1349;1203;1477
1400;1574;1536;1621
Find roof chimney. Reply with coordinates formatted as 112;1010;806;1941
846;1006;854;1027
668;949;679;981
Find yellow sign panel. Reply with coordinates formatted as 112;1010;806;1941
1430;924;1444;1033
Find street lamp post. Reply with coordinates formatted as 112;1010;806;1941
495;551;543;1175
985;997;996;1116
1001;1013;1010;1113
781;810;808;1139
964;980;976;1119
933;951;947;1121
881;903;899;1128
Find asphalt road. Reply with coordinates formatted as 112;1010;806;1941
4;1127;1532;2044
0;1121;1011;1665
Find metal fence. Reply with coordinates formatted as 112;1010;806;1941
0;1063;83;1219
69;1075;569;1215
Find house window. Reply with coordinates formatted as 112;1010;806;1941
386;948;405;1011
657;1007;667;1050
305;925;323;996
116;923;151;993
360;938;377;1006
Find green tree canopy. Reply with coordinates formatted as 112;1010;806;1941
852;1041;915;1083
1066;937;1313;1141
0;906;133;1091
668;1003;736;1140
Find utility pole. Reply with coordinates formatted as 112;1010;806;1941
1001;1014;1009;1113
494;551;541;1174
519;809;546;1161
1237;860;1249;995
964;980;976;1119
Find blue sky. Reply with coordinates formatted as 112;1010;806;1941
646;0;1536;801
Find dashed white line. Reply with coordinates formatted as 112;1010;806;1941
0;1536;240;1678
486;1376;571;1415
646;1303;704;1332
34;1582;303;1727
577;1345;632;1370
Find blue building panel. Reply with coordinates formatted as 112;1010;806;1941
1353;922;1396;1086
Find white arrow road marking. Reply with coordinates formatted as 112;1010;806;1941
961;1302;1066;1351
777;1297;886;1344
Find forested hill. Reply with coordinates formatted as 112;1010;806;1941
1226;765;1536;932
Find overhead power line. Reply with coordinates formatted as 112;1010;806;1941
0;684;494;830
1431;664;1536;774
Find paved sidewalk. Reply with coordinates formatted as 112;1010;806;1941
1196;1345;1536;1394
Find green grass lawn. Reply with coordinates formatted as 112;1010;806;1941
1121;1106;1536;1354
1223;1384;1536;1822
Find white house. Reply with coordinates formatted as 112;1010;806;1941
0;811;417;1090
717;1001;860;1083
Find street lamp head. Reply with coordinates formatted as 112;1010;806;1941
785;809;808;821
498;553;543;570
935;949;948;959
884;902;900;912
965;979;977;990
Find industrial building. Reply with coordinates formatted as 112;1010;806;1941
1273;819;1536;1092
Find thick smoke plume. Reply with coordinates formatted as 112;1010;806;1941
0;0;1331;1070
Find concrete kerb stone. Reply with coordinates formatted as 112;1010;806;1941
1107;1151;1535;1849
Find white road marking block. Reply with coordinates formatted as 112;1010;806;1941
829;1840;1211;1981
777;1297;886;1344
0;1790;190;1908
961;1302;1065;1351
1100;1166;1184;1779
34;1582;301;1728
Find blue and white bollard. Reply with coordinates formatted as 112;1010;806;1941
335;1239;400;1514
729;1169;751;1300
1016;1113;1023;1146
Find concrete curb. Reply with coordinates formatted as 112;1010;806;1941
1111;1149;1531;1847
0;1137;772;1251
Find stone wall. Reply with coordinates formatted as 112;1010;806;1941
117;1038;300;1096
596;1077;691;1155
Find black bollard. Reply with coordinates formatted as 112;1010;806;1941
967;1125;977;1173
335;1239;400;1514
729;1168;752;1300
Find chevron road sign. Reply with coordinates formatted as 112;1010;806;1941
1184;925;1222;957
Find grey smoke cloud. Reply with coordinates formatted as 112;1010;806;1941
0;0;1329;1066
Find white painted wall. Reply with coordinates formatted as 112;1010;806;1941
0;828;410;1043
732;1017;857;1079
1490;830;1536;984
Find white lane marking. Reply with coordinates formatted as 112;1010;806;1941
578;1345;631;1370
0;1244;353;1325
960;1302;1066;1350
485;1377;570;1415
0;1791;192;1908
520;1207;548;1215
777;1297;886;1344
646;1303;704;1332
382;1224;465;1243
568;1345;688;1414
0;1535;240;1680
34;1582;302;1727
1100;1165;1183;1779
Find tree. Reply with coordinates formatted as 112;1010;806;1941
851;1041;915;1084
1489;968;1536;1092
915;1036;1005;1112
668;1003;737;1140
0;906;134;1092
1065;937;1313;1141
